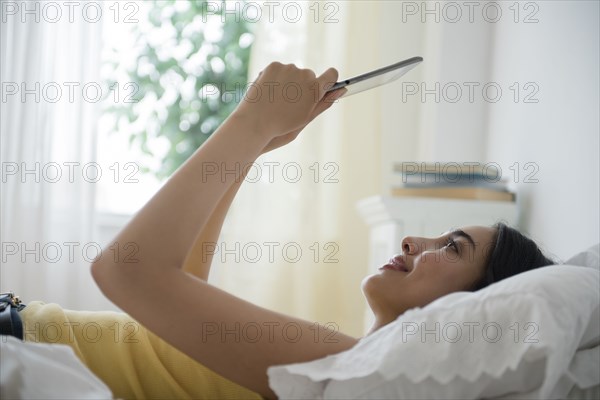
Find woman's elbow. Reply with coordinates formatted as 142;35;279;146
90;259;136;303
90;259;116;299
90;258;176;308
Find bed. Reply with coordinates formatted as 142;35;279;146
2;245;599;399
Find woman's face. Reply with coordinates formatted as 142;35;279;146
361;225;497;329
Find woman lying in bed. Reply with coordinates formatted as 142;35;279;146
18;63;555;400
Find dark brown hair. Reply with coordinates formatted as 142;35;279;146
471;222;556;291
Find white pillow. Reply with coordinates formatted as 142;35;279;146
563;243;600;270
268;265;600;399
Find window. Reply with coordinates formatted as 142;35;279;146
96;0;254;215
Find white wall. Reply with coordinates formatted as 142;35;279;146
378;1;599;260
379;2;496;189
486;1;599;259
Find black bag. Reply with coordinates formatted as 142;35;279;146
0;292;25;340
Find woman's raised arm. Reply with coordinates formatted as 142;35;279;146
181;165;250;281
91;63;356;399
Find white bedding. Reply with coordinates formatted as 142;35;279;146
2;245;599;399
268;244;600;399
0;334;112;399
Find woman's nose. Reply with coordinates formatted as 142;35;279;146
401;237;418;255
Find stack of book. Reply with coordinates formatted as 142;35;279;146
392;162;515;202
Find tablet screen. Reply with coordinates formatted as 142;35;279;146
327;56;423;98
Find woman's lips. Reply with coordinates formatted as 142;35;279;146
379;264;407;272
379;257;410;272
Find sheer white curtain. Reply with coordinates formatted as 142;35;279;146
1;2;104;310
209;2;400;337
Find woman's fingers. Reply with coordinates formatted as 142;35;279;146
316;67;340;100
310;87;347;120
235;62;343;140
259;87;346;155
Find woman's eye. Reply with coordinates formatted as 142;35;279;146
445;239;458;251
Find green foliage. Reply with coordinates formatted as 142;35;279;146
104;0;254;179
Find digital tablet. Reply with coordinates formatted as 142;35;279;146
327;56;423;98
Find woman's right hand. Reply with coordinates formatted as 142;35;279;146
259;84;346;155
232;62;346;148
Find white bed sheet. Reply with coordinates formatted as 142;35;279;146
1;335;112;400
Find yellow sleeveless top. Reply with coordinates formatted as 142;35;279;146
20;301;263;400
